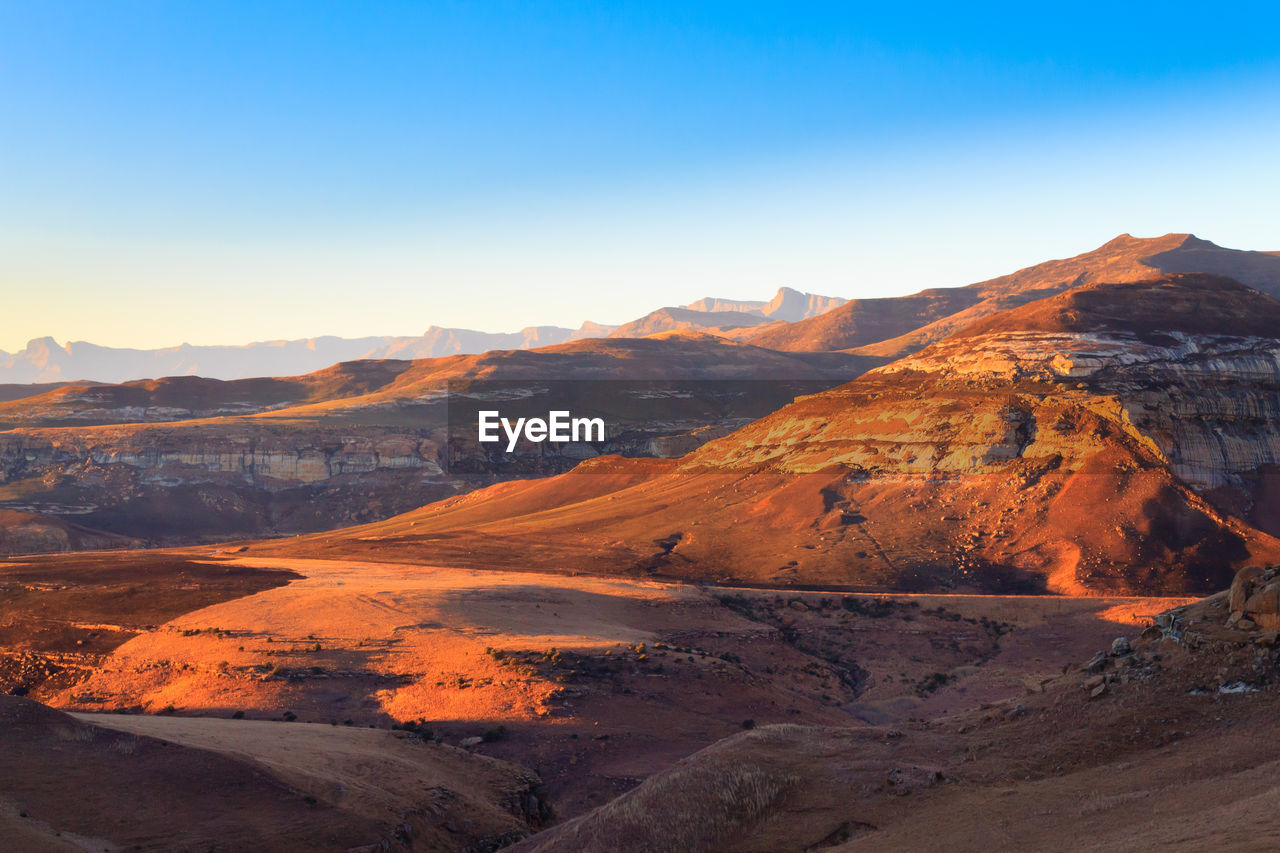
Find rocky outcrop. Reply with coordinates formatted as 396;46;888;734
867;276;1280;506
1228;565;1280;630
0;429;440;487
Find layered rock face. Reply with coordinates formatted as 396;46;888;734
675;275;1280;588
311;275;1280;595
0;422;453;547
814;275;1280;493
0;429;439;485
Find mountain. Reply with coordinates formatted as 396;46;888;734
0;285;841;386
288;273;1280;595
371;323;620;359
0;322;633;384
745;233;1280;356
608;307;772;338
684;286;847;322
0;335;404;385
0;282;844;386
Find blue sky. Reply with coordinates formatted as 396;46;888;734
2;1;1279;351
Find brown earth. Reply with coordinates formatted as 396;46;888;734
511;580;1280;852
0;551;297;699
6;542;1192;829
4;536;1273;850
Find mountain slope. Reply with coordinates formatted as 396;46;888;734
746;233;1280;356
284;273;1280;595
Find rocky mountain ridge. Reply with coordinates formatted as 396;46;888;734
744;233;1280;356
293;273;1280;595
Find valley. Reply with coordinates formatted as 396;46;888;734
6;234;1280;851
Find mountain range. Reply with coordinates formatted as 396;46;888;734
281;264;1280;596
0;286;843;384
5;232;1280;580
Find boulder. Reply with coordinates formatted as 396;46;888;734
1082;651;1108;673
1228;564;1280;630
1243;577;1280;630
1228;565;1267;613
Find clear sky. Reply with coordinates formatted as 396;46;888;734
2;1;1279;352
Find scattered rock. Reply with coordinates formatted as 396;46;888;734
1110;636;1131;656
1218;682;1257;694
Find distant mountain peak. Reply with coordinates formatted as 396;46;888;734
682;288;846;323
